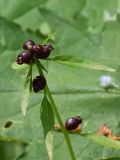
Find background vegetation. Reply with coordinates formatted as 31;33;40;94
0;0;120;159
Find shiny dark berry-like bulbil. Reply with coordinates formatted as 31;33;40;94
31;44;53;59
31;44;42;56
40;45;54;59
32;76;46;93
16;51;32;64
23;40;35;50
65;116;82;131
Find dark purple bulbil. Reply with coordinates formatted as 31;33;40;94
65;116;82;131
16;51;32;64
32;76;46;93
31;44;42;55
40;45;54;59
23;40;35;50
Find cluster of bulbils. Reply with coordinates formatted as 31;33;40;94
16;40;54;93
16;40;53;65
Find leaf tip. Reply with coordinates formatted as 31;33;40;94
108;68;116;72
21;106;27;117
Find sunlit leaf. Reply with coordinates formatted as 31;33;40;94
11;62;28;70
21;65;32;116
49;55;116;72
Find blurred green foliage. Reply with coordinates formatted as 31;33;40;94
0;0;120;160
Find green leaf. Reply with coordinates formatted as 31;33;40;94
40;96;54;160
45;131;54;160
0;0;48;20
85;133;120;150
0;17;44;51
39;62;48;73
40;96;54;138
102;158;120;160
34;57;48;73
15;141;49;160
48;55;116;72
82;0;118;32
11;62;28;70
42;31;56;44
21;65;32;116
39;7;120;69
46;0;86;21
0;17;25;50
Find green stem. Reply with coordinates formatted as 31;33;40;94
35;59;76;160
45;85;76;160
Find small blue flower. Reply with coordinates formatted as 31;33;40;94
99;75;118;91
